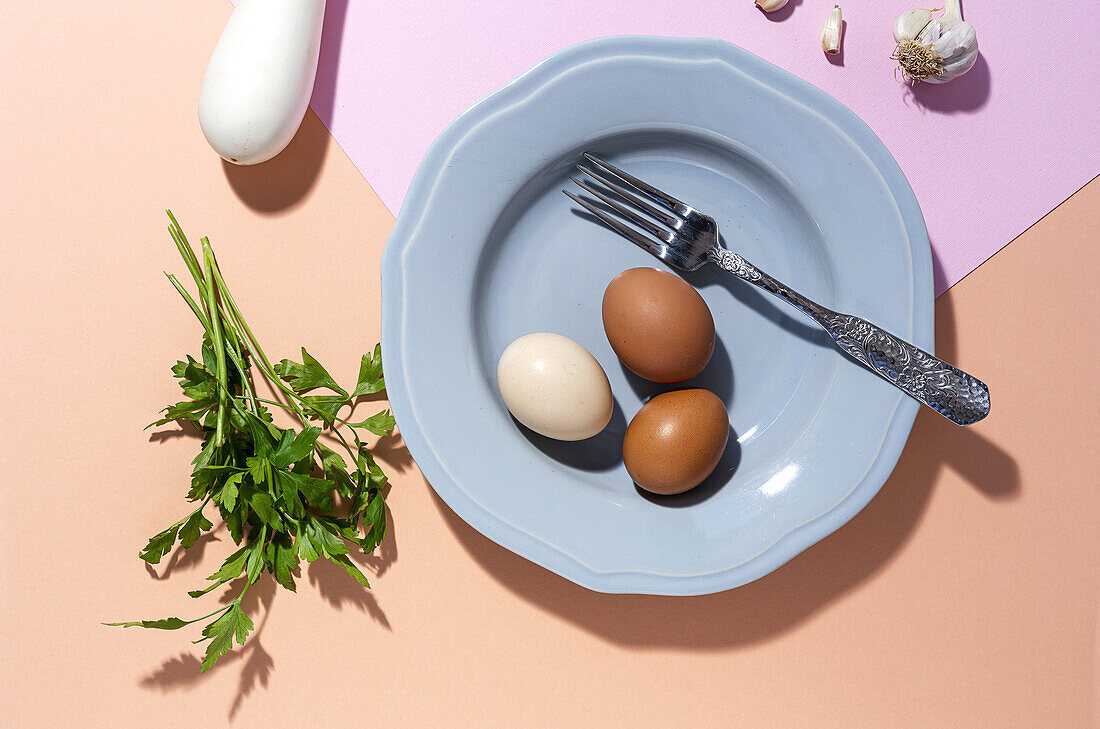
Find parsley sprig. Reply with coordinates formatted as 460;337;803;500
107;213;395;672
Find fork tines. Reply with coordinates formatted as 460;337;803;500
563;153;688;257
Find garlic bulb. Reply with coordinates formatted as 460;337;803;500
892;0;978;84
755;0;789;12
822;6;843;55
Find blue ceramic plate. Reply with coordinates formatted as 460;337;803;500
382;37;931;595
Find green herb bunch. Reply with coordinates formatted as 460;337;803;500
107;212;395;672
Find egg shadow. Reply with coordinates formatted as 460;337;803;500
513;398;627;472
635;424;741;507
620;333;734;405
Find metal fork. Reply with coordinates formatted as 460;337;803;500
565;153;990;426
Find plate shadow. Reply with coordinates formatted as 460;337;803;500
429;255;1019;649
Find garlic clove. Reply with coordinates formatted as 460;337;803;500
894;9;933;43
935;45;979;82
932;21;976;60
822;5;843;55
755;0;789;12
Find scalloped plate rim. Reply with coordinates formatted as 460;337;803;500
381;36;931;595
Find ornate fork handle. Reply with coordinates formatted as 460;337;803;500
709;250;990;425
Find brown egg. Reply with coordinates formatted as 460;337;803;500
623;389;729;495
602;267;715;383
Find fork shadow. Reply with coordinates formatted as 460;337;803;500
430;275;1019;649
681;233;834;349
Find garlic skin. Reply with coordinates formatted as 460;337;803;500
822;6;843;55
892;0;978;84
755;0;789;12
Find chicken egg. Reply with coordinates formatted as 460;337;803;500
602;267;715;383
497;333;614;441
623;388;729;495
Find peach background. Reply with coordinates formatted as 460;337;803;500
1;1;1097;727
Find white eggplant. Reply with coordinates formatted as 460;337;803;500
198;0;326;165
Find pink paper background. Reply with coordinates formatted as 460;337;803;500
282;1;1097;293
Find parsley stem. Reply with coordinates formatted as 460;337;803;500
196;604;234;623
249;396;343;422
166;212;260;416
217;314;261;412
167;270;260;415
165;273;210;334
172;603;236;630
204;261;353;460
207;263;310;422
201;240;229;447
167;211;206;300
167;225;208;322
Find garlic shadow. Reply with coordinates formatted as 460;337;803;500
825;21;846;67
758;0;802;22
905;52;991;113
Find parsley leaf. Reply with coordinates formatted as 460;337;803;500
179;508;213;549
275;349;347;396
200;603;253;672
330;553;371;588
246;491;284;531
360;491;387;553
271;426;320;468
105;617;191;630
316;443;347;473
300;394;347;424
138;522;181;565
269;533;299;592
352;344;385;397
347;410;396;436
219;471;244;511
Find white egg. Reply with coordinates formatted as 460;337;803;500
198;0;326;165
497;333;614;441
